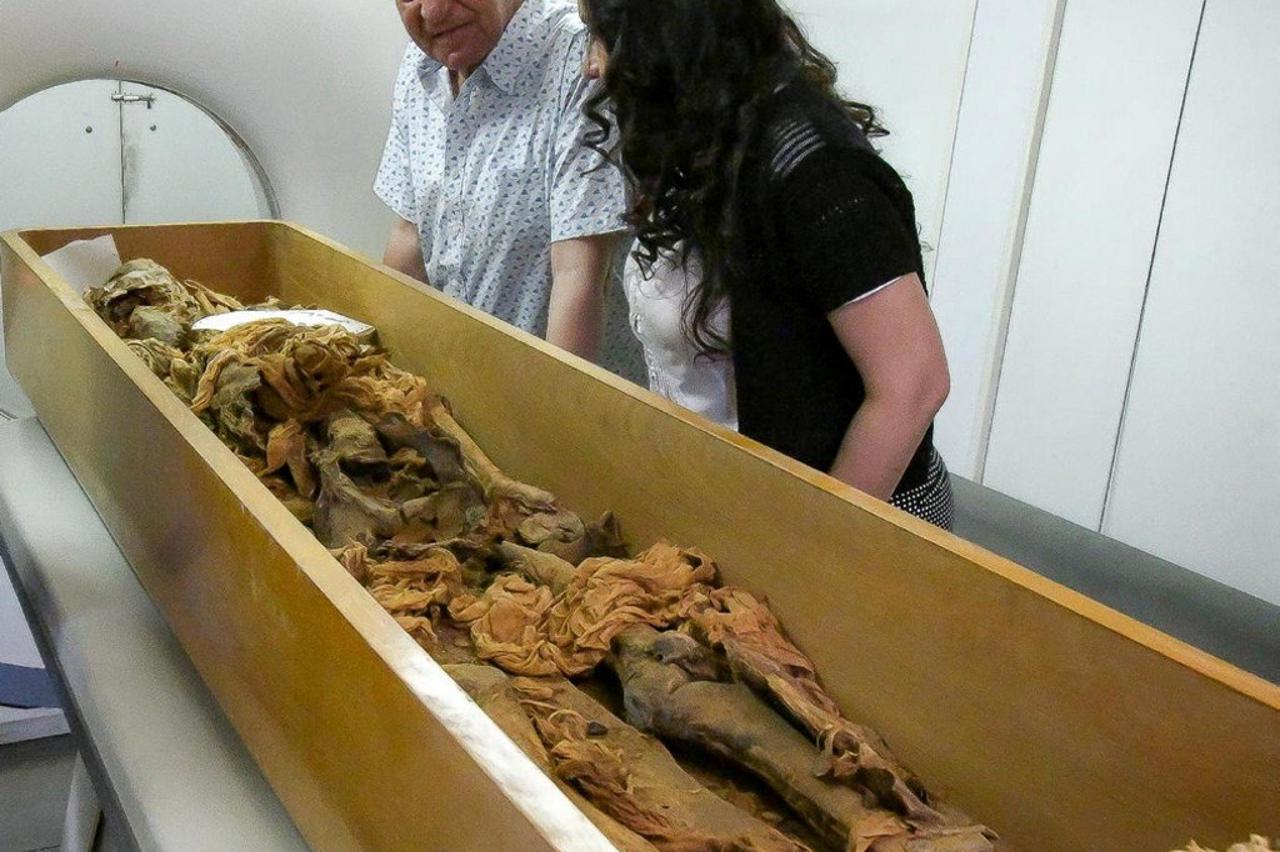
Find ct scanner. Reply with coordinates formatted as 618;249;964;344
1;0;413;256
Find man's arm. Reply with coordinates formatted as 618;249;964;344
826;275;950;501
383;217;427;283
545;29;630;363
547;232;622;360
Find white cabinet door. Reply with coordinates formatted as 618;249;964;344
1104;0;1280;606
982;0;1203;528
0;79;124;419
930;0;1065;478
119;83;272;224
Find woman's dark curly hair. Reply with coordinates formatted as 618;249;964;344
582;0;885;353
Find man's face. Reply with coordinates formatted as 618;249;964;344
396;0;512;73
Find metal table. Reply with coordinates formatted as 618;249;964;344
951;477;1279;684
0;417;305;851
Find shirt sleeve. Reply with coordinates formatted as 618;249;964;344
547;33;628;243
373;48;420;223
772;146;922;314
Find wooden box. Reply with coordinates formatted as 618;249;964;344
2;222;1276;851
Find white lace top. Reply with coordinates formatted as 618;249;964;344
622;250;738;430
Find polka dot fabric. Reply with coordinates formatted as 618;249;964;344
890;448;955;530
374;0;645;382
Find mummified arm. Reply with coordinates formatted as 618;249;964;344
610;626;995;852
424;399;608;562
689;589;991;834
424;397;557;507
717;634;940;823
511;675;808;851
495;541;577;592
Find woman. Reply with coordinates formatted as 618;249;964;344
580;0;955;529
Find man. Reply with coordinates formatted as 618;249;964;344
375;0;642;380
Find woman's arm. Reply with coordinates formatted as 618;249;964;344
826;274;950;500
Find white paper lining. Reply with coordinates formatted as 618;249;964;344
39;235;123;293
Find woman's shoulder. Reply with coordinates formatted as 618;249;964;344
754;83;881;186
749;84;921;241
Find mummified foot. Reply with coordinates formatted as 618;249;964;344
510;675;809;852
610;626;995;852
444;664;658;852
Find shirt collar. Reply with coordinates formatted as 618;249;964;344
413;0;552;97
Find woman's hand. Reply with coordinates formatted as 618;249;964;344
826;274;949;501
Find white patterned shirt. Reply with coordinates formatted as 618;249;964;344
374;0;643;381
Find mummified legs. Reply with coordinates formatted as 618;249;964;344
609;626;995;852
447;663;804;852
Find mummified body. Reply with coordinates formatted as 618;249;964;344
86;259;998;852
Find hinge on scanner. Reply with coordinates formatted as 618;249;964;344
111;93;155;108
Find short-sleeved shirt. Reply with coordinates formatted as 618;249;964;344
374;0;644;381
732;83;937;492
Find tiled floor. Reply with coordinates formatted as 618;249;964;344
0;734;75;852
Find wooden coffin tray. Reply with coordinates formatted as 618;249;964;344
2;222;1277;851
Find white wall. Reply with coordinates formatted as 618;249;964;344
938;0;1279;605
789;0;978;279
0;81;123;233
1104;0;1280;606
0;80;124;420
0;80;272;232
117;82;273;223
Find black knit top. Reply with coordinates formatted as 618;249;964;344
730;83;936;493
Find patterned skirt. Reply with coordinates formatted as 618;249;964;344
890;448;955;531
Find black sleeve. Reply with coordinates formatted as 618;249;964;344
771;146;922;314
